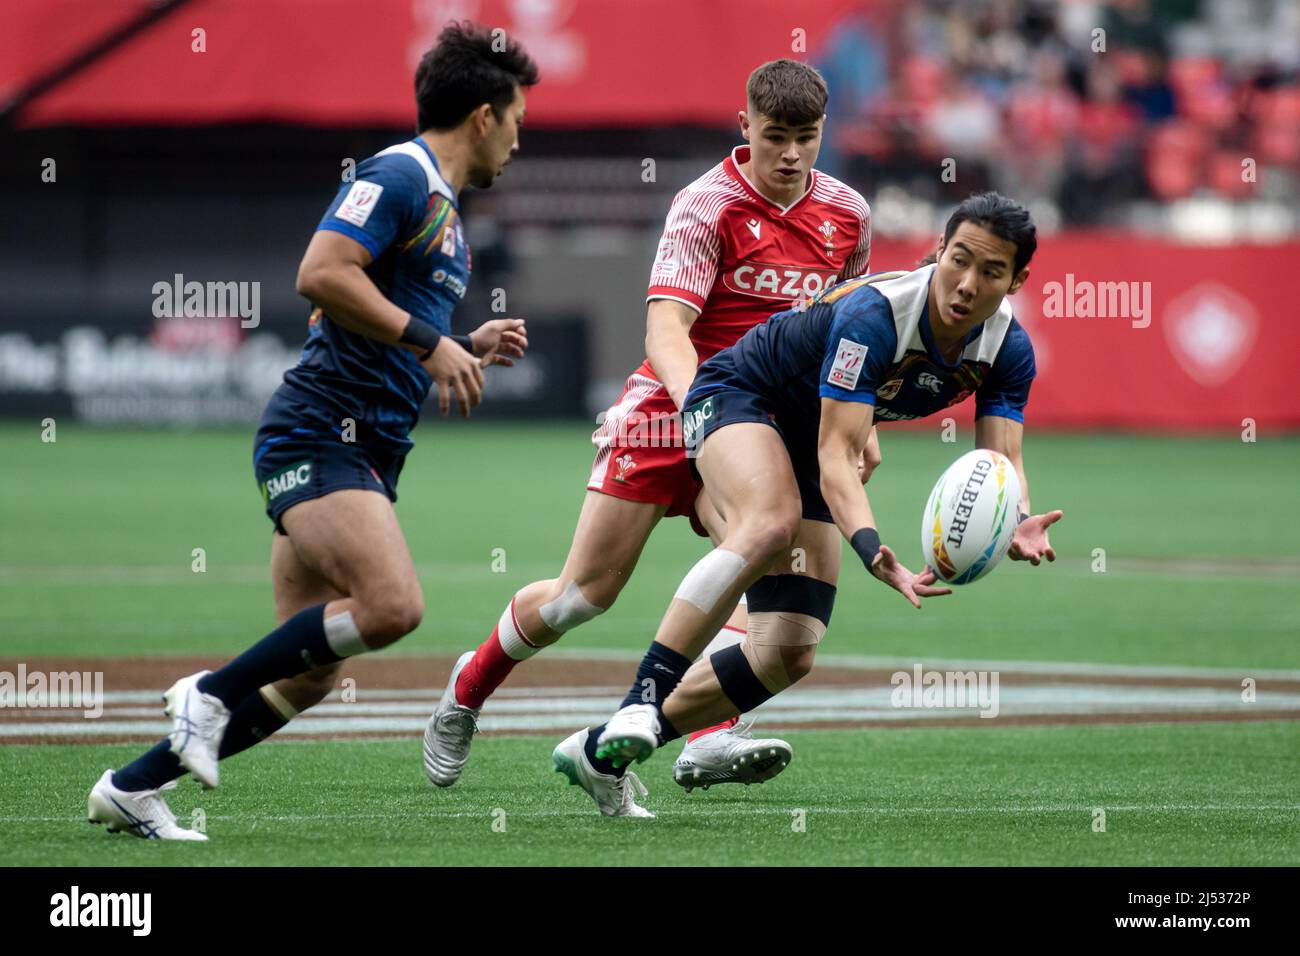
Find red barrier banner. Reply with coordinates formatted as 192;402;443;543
867;236;1298;432
2;0;868;128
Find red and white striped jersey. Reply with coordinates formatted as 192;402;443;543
644;145;871;374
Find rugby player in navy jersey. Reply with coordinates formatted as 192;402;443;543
554;193;1064;812
87;22;538;839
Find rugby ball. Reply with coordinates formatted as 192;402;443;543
921;449;1021;585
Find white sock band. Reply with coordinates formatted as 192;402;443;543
259;684;300;721
323;609;368;657
674;548;747;614
497;599;540;661
538;580;605;634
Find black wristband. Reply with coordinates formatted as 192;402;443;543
399;317;441;359
850;527;882;572
450;333;473;353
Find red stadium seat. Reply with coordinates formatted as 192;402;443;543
1145;122;1209;200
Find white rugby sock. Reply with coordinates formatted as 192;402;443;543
496;599;540;661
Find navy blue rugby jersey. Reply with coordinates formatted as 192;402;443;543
690;264;1036;428
275;137;470;451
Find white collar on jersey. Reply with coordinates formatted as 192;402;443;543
729;145;818;215
376;139;456;203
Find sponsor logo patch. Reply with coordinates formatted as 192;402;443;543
263;460;313;503
745;218;762;240
651;238;678;279
722;260;836;301
335;180;384;227
681;395;715;451
827;339;868;389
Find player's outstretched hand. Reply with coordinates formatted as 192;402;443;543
470;318;528;369
1009;510;1063;565
870;544;953;609
422;336;484;418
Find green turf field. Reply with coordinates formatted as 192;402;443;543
3;723;1298;866
3;424;1298;665
2;424;1298;866
2;723;1300;868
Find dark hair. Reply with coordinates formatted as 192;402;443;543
415;22;539;132
941;192;1038;273
746;59;828;126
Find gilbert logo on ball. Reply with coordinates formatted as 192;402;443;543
921;449;1021;585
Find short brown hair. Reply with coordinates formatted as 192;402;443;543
746;59;828;126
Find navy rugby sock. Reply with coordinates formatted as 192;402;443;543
584;642;689;776
113;690;289;791
197;604;340;707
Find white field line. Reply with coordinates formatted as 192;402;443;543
9;684;1300;718
0;563;562;585
6;804;1300;824
4;683;1299;736
533;647;1300;680
0;686;624;706
3;557;1298;584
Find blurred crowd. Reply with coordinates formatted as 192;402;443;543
819;0;1300;227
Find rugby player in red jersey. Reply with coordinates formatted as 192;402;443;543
424;59;874;814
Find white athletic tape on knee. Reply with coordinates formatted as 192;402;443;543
746;611;826;647
259;684;300;721
674;549;747;615
323;609;368;657
538;580;605;634
497;598;540;660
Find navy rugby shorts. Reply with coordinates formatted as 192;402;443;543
680;386;832;525
252;427;405;534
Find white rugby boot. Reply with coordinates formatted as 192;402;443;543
423;651;481;788
87;770;208;841
162;671;231;789
672;717;793;793
552;729;654;818
594;703;660;767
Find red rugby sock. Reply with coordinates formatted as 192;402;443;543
455;599;538;709
688;715;740;743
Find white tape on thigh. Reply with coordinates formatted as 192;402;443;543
323;609;368;657
538;580;605;634
674;548;747;614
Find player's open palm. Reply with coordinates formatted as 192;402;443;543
1009;510;1063;565
870;544;952;609
470;318;528;369
422;336;484;418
